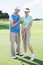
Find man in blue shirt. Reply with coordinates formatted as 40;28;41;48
10;7;21;59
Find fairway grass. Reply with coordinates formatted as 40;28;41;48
0;20;43;65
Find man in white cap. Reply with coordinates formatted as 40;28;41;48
21;8;35;61
9;7;22;59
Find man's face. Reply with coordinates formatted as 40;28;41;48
15;9;20;14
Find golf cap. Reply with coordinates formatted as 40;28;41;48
15;7;20;10
24;8;30;12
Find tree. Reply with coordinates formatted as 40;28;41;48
0;10;2;14
0;10;9;19
2;13;9;19
0;10;2;19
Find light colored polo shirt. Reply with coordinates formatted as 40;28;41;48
22;16;33;28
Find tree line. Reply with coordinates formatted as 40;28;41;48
0;10;43;20
0;10;9;19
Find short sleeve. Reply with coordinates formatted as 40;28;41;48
9;15;13;22
30;16;33;21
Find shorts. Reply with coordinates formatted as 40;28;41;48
22;30;31;47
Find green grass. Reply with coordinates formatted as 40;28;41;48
0;20;43;65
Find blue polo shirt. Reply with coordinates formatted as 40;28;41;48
10;14;20;33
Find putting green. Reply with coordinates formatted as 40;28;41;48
0;20;43;65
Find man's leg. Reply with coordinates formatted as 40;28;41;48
16;33;20;54
10;32;16;58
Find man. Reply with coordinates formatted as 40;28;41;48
21;8;35;61
9;7;21;59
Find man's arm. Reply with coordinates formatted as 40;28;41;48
20;19;24;35
20;18;24;30
26;21;32;31
9;15;20;27
10;20;20;27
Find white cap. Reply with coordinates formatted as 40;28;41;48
24;8;30;12
15;7;20;10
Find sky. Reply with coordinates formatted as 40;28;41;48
0;0;43;19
